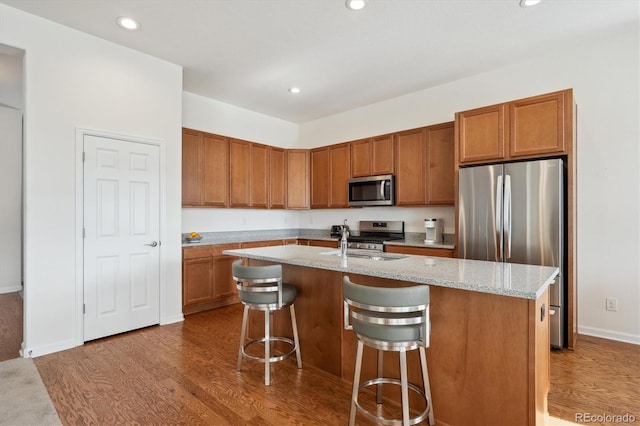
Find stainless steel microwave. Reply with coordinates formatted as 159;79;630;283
348;175;395;207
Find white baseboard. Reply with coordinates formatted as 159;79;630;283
161;314;184;325
0;285;23;294
578;325;640;345
22;338;79;358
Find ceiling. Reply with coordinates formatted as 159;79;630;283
1;0;638;123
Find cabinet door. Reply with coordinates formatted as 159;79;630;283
269;147;286;209
329;143;351;207
183;257;214;306
371;134;394;175
395;128;426;206
510;91;565;157
229;139;250;207
182;129;202;206
250;143;269;208
202;133;229;207
213;255;238;299
351;139;372;178
457;104;507;164
311;148;330;208
426;122;455;205
287;150;310;209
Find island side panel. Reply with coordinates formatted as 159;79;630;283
529;287;550;425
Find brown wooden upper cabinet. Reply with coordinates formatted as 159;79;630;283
426;122;455;205
182;128;229;207
456;89;571;165
269;147;286;209
350;134;394;177
229;139;269;208
287;149;310;209
311;143;351;208
395;122;455;206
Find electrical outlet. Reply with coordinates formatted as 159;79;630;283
605;297;618;312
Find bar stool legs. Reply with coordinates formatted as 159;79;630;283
236;303;302;386
348;340;434;426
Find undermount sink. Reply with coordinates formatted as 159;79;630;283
320;250;408;261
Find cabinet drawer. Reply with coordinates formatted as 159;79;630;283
183;243;241;259
385;245;453;257
241;240;284;249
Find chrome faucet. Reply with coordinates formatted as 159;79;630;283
340;219;349;257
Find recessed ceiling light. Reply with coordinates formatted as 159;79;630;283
288;87;301;94
519;0;541;7
116;16;140;30
345;0;366;11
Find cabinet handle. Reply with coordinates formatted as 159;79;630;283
541;303;546;322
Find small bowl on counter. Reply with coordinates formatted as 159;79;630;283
185;236;203;243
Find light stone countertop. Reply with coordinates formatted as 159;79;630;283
182;229;455;249
223;244;558;300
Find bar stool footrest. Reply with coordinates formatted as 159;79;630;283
355;377;431;426
240;336;298;364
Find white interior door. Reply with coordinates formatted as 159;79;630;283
83;134;160;341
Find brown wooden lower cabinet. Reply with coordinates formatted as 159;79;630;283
182;243;240;315
241;239;291;249
297;239;339;248
246;261;550;426
385;245;453;257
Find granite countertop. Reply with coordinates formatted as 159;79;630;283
182;229;455;249
223;245;559;300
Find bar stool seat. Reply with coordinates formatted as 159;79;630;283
343;276;434;426
233;260;302;386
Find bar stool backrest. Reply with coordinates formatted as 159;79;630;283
343;276;430;350
232;260;284;308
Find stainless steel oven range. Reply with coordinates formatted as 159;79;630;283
347;220;404;252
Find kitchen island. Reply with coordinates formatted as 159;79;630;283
224;245;559;426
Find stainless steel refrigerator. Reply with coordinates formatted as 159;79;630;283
458;158;565;348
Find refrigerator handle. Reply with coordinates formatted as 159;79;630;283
504;174;512;260
495;175;503;261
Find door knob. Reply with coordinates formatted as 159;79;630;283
145;241;158;247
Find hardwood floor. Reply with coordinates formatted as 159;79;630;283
20;302;640;425
0;291;23;362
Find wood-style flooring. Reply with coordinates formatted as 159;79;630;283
0;291;22;362
2;294;638;425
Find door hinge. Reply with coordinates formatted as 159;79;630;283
83;304;85;314
82;152;85;162
83;228;85;238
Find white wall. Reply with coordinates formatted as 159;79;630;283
299;28;640;344
0;105;22;293
183;91;298;148
0;5;184;356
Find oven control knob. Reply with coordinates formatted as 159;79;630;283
356;243;361;249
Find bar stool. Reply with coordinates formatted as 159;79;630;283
233;260;302;386
343;276;434;426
